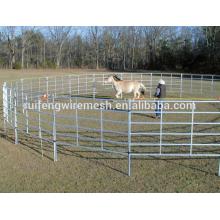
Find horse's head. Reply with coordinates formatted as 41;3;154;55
113;75;121;81
104;75;121;84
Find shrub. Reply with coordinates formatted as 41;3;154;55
45;59;56;69
13;62;22;69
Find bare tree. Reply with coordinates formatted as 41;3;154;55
48;26;72;68
143;26;170;68
90;26;102;69
114;27;128;70
129;27;139;69
103;27;115;68
20;27;35;68
4;27;17;69
203;26;219;66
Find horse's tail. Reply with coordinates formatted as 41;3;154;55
140;83;147;95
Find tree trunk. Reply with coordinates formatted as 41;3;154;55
10;51;15;69
56;56;60;68
56;49;61;68
95;39;99;69
123;50;126;70
131;46;135;69
96;49;99;69
21;47;25;69
43;40;46;67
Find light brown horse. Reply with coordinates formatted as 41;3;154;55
105;75;147;99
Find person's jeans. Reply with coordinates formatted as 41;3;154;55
155;100;162;118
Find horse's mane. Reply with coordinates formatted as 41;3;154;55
113;75;121;81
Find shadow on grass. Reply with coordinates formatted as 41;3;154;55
0;127;129;175
0;120;219;177
147;156;219;176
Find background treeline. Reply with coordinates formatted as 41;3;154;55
0;26;219;73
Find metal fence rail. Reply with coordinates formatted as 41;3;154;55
127;99;220;175
2;72;220;176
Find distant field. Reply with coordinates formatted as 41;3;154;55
1;69;220;193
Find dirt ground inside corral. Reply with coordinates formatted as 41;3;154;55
0;69;220;193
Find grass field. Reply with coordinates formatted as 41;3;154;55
1;69;220;193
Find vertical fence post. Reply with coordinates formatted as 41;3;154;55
3;82;8;134
46;77;49;103
15;82;18;103
30;80;33;101
75;97;79;147
190;101;195;155
38;97;43;157
120;73;123;80
102;73;104;85
14;90;18;145
159;100;163;154
9;88;12;125
25;95;29;134
200;75;203;95
170;73;173;91
21;79;24;113
92;74;96;99
77;75;80;95
54;77;57;98
3;100;6;135
52;95;57;161
86;74;88;93
100;106;104;150
150;73;153;98
180;73;183;98
38;78;41;98
191;74;193;95
69;75;72;100
211;75;214;97
128;99;132;176
3;111;6;135
61;76;64;94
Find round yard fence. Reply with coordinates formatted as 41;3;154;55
2;72;220;176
